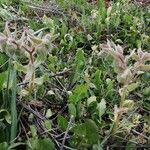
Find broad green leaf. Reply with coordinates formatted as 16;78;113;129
85;119;99;144
68;103;76;117
75;49;85;68
57;115;68;130
143;87;150;96
97;99;106;122
69;84;88;104
44;120;52;130
93;69;102;89
30;138;54;150
106;78;114;92
30;125;37;138
72;123;86;139
0;71;7;90
72;49;85;83
98;0;106;21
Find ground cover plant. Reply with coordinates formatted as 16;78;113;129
0;0;150;149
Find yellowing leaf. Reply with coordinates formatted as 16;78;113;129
123;99;135;109
127;82;139;92
138;64;150;71
29;35;43;45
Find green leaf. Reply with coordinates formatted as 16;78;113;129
97;99;106;122
68;103;76;117
0;71;7;90
30;138;55;150
85;119;99;144
143;87;150;96
69;84;88;104
44;120;52;130
30;125;37;138
72;123;86;137
98;0;106;21
72;49;85;83
75;49;85;69
93;69;102;89
57;115;68;130
0;142;8;150
127;82;139;92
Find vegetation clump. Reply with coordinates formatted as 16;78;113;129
0;0;149;149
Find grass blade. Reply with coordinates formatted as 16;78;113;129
10;68;17;142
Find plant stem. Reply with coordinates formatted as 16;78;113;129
28;49;35;93
112;85;127;134
120;85;127;108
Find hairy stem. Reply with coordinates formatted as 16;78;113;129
28;49;35;93
112;85;127;134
